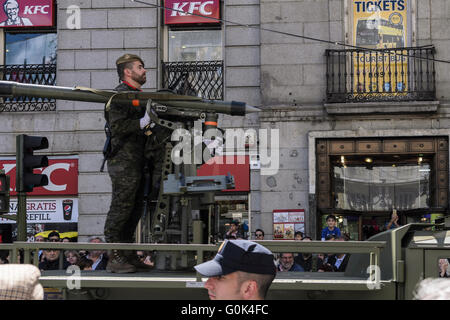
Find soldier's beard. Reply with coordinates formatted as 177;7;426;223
132;71;146;86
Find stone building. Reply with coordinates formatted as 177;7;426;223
0;0;448;242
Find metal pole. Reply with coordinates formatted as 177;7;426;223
17;191;27;242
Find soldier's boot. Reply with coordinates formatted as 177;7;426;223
106;250;136;274
125;253;154;272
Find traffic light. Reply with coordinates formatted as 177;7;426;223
0;172;10;214
16;135;49;193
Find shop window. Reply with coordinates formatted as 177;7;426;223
5;32;57;65
333;161;431;212
1;31;56;111
163;28;223;99
168;29;221;62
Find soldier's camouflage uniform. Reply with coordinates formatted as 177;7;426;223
104;82;147;243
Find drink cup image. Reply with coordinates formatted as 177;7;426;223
63;200;73;221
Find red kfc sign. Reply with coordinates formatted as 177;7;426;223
164;0;220;25
0;157;78;196
0;0;54;28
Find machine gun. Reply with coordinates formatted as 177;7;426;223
0;80;258;270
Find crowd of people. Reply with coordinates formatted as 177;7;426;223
254;215;351;273
0;231;155;272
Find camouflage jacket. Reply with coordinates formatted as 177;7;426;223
106;82;147;166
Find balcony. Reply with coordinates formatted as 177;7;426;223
325;46;436;112
0;63;56;112
162;60;223;100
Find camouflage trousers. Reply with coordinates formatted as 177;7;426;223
104;158;146;244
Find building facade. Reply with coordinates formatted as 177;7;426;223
0;0;449;242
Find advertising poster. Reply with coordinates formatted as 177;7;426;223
352;0;409;95
273;209;305;240
0;198;79;224
0;0;54;28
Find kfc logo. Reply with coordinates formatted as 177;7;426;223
23;5;49;15
0;0;54;28
170;1;214;16
165;0;219;24
0;158;78;196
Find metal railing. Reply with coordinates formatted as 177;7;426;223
0;240;385;290
326;46;436;103
0;63;57;112
162;60;223;100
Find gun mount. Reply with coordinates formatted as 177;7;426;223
0;80;254;271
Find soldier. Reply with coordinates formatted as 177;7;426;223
194;240;277;300
104;54;158;273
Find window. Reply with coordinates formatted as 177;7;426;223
333;158;431;212
5;32;57;65
168;29;221;62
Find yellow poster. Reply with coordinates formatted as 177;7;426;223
352;0;409;95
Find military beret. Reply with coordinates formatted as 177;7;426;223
116;54;144;66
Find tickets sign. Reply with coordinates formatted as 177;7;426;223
352;0;409;95
164;0;220;24
0;0;54;28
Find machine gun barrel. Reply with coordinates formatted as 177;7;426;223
0;81;260;116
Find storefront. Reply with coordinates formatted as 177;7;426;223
197;155;250;241
316;137;448;240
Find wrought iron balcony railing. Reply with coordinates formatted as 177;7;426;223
0;63;57;112
326;46;436;103
162;60;223;100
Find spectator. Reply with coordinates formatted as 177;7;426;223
78;256;94;271
62;237;71;243
439;258;449;278
136;250;154;267
320;236;350;272
294;237;323;272
79;249;88;259
39;231;69;271
321;215;341;241
65;250;80;266
277;253;304;272
225;220;242;240
194;240;276;300
86;237;108;270
294;231;303;241
47;231;61;242
0;253;8;264
386;210;401;230
39;249;70;271
254;229;265;240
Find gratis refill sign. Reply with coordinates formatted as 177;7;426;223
0;0;54;28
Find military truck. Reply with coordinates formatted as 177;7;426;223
1;219;447;300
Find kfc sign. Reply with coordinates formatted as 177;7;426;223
0;0;54;28
0;157;78;196
164;0;220;25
